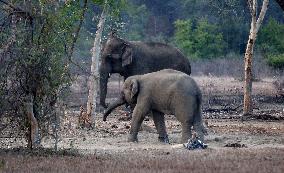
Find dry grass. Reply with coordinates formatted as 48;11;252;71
1;147;284;173
190;56;279;78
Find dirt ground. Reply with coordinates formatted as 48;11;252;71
0;76;283;173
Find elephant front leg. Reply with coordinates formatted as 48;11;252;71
128;105;148;142
152;111;169;143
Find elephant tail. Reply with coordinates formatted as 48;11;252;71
193;93;208;136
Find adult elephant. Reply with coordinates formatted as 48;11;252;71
99;32;191;108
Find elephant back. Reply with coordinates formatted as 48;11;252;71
129;41;191;76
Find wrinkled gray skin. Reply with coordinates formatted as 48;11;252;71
103;69;207;143
99;33;191;108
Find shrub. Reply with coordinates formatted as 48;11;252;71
174;18;226;59
258;18;284;69
267;54;284;69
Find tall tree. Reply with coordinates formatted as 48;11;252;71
86;0;126;126
243;0;269;115
87;1;107;123
0;0;88;149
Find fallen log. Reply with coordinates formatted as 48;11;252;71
204;104;242;113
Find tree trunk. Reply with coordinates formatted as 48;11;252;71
87;3;107;124
243;0;269;115
243;37;255;115
24;95;40;149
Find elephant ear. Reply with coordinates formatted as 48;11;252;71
121;43;133;67
130;79;138;99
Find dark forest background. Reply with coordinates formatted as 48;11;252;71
74;0;284;75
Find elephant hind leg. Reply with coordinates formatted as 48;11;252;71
175;106;194;143
152;110;169;143
180;120;193;143
193;123;206;142
193;105;207;142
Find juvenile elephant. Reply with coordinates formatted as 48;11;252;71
99;32;191;108
103;69;207;143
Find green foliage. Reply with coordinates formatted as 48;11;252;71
123;3;149;40
93;0;127;8
258;18;284;54
174;19;194;55
92;0;105;5
94;0;129;38
266;54;284;69
0;0;87;119
174;18;226;59
258;18;284;68
32;1;84;89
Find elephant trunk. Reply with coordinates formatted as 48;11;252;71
99;67;110;108
103;95;126;121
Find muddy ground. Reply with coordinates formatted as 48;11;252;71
0;76;283;173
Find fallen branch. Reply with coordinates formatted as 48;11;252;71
204;104;242;113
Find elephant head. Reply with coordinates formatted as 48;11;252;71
99;32;133;108
122;78;138;104
102;78;138;121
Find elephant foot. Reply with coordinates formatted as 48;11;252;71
158;135;170;144
127;134;138;142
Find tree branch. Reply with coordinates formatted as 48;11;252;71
68;0;88;60
66;0;90;74
256;0;269;32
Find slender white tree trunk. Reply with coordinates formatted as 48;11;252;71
243;0;269;115
87;3;107;124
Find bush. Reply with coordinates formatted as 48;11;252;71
258;18;284;69
258;18;284;54
267;54;284;68
174;18;226;59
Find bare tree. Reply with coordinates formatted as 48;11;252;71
243;0;269;115
86;2;108;124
